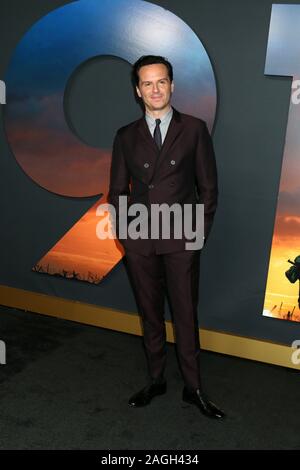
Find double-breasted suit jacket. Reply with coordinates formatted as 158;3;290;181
108;106;218;255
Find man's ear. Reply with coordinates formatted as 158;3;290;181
171;81;174;93
136;86;141;98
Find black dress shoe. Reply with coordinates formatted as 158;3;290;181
182;387;225;419
128;381;167;407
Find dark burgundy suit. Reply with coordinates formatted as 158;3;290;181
108;106;218;390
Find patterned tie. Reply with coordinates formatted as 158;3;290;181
153;118;162;150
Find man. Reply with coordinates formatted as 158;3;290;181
108;55;224;419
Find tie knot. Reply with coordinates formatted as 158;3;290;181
155;118;161;125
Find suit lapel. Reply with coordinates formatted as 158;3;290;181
137;113;159;156
152;107;183;179
137;106;183;182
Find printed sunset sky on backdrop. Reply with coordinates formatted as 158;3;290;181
262;96;300;322
4;0;216;284
263;4;300;321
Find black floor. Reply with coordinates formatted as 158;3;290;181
0;304;299;450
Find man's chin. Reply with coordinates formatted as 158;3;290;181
148;102;168;111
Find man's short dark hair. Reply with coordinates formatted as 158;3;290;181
132;55;173;87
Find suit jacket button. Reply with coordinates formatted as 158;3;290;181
170;160;175;165
144;162;149;168
148;184;154;189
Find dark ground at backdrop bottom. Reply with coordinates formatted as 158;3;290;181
0;304;299;450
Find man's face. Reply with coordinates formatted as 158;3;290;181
135;63;174;113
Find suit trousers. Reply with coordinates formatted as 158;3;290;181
124;248;202;390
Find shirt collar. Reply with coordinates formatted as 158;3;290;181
145;106;173;124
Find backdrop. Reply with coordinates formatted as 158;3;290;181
1;0;300;346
